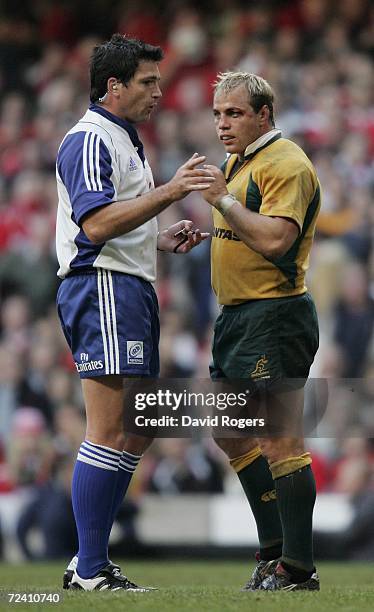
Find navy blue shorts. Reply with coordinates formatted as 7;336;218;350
57;269;160;379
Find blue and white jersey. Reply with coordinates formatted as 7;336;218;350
56;104;158;280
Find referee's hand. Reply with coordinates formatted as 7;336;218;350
157;220;210;254
166;153;215;201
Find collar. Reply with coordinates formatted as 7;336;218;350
244;129;282;159
89;103;145;165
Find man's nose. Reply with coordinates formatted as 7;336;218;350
218;115;230;129
153;83;162;98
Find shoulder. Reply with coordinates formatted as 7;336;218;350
255;139;317;183
73;112;116;149
57;116;116;167
272;138;316;170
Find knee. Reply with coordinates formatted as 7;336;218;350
213;437;259;460
260;438;304;465
86;428;125;451
123;433;154;455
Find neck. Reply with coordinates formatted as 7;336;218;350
243;127;281;158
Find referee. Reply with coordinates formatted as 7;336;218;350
55;34;212;591
202;72;321;591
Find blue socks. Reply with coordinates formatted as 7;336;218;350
72;440;121;578
108;450;142;539
72;441;141;578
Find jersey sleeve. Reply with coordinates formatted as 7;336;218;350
257;159;316;233
56;131;118;226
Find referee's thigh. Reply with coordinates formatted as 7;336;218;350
81;375;154;454
82;375;125;451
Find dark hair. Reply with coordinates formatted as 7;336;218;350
90;33;164;103
250;95;275;127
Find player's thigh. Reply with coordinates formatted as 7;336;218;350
82;375;125;447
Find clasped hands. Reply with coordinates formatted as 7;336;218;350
157;154;229;253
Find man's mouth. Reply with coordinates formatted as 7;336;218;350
220;135;235;143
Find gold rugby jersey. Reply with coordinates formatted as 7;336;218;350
211;134;321;305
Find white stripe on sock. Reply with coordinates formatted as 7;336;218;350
84;440;122;457
81;444;120;465
119;461;136;472
122;451;142;461
118;451;142;473
77;453;118;471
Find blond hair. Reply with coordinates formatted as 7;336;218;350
214;72;275;126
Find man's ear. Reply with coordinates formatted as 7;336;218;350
259;104;270;126
107;77;119;96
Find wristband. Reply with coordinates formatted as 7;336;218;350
215;193;237;216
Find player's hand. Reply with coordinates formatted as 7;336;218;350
166;153;215;201
157;220;210;254
199;164;229;206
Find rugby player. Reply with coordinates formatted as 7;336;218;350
55;34;212;591
202;72;321;591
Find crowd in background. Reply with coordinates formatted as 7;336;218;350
0;0;373;559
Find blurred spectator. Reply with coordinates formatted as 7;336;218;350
16;457;77;560
147;439;224;494
52;403;85;457
334;261;374;377
6;407;54;488
315;437;374;561
0;295;31;355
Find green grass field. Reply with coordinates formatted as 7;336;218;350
1;560;374;612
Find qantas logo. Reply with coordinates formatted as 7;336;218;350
213;227;240;241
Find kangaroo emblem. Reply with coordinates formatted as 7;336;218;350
250;355;270;379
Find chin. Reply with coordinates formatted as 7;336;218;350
224;145;241;155
141;111;152;122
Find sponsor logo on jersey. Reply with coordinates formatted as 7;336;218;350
129;157;138;172
75;358;104;373
127;340;144;364
213;227;241;241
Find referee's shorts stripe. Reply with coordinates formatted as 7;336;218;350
97;269;120;375
102;270;115;373
97;269;110;374
107;270;120;374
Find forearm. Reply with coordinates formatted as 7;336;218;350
83;183;175;244
201;164;299;259
222;201;293;259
